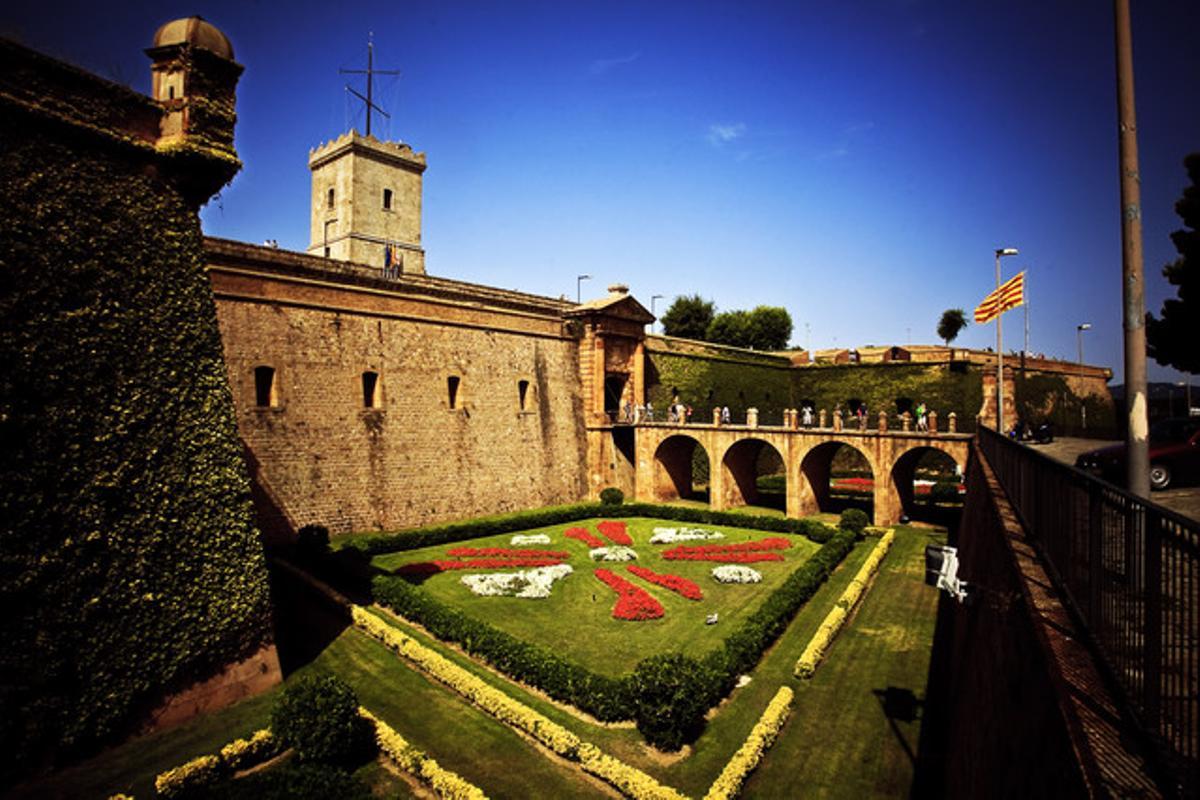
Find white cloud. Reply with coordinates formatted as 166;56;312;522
707;122;746;145
589;52;640;75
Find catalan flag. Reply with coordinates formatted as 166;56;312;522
974;271;1025;324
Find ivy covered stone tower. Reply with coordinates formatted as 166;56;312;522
145;16;244;204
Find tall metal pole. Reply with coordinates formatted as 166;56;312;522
994;248;1018;430
996;250;1003;430
1115;0;1149;496
1023;275;1030;355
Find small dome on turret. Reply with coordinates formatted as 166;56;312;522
151;16;234;60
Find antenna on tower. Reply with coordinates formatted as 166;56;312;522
340;32;400;137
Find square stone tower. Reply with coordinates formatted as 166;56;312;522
307;131;426;274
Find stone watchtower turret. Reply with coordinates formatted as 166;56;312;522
144;16;243;204
307;132;427;274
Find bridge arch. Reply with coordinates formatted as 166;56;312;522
797;439;877;519
652;434;711;504
718;437;786;511
890;445;965;522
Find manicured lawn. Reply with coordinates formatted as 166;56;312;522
374;518;820;674
17;517;947;800
741;526;946;799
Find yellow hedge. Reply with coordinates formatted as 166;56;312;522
351;606;686;800
794;530;894;679
360;707;487;800
154;753;223;799
703;686;794;800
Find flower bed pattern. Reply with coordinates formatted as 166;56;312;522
510;533;551;545
594;568;665;621
397;558;566;577
589;546;638;562
461;564;574;599
564;527;606;548
662;537;790;563
650;526;725;544
447;547;569;559
627;565;703;600
711;565;763;584
596;520;634;546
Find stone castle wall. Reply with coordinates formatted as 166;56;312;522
207;239;588;536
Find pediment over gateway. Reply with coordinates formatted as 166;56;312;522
565;284;655;326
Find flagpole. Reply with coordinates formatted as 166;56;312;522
994;248;1019;430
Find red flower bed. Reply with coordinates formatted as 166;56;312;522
564;527;606;548
626;565;702;600
396;557;566;576
596;520;633;546
594;568;664;621
446;547;570;559
662;537;790;557
661;551;784;564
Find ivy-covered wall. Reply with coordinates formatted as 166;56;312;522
791;362;984;431
1014;371;1115;436
645;338;793;425
0;109;271;781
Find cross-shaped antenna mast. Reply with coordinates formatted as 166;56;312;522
340;32;400;137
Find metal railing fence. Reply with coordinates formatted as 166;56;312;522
978;426;1197;794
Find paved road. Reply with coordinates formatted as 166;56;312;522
1026;436;1200;521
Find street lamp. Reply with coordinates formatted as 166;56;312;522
650;294;664;334
1076;323;1091;365
576;274;591;303
994;247;1019;430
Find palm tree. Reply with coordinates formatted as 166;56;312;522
937;309;968;346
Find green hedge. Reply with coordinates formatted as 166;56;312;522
348;503;838;556
0;115;270;781
369;529;855;741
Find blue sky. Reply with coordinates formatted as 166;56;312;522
4;1;1198;385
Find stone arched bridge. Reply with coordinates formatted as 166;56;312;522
625;422;971;525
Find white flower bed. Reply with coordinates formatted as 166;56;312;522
589;546;638;562
461;564;573;599
510;533;551;545
711;565;763;584
650;527;725;544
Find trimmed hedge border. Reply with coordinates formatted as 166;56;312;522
370;528;856;730
794;529;894;679
360;707;486;799
345;503;838;556
155;729;280;798
703;686;794;800
352;608;687;800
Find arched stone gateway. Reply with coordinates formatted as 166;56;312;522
719;438;785;510
628;422;969;525
797;441;876;519
652;434;710;503
890;446;966;521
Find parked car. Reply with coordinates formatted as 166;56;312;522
1075;417;1200;490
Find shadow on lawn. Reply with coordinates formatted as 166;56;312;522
268;548;380;676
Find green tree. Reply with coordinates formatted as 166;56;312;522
706;309;752;347
937;308;968;346
660;294;714;340
1147;152;1200;374
745;305;793;350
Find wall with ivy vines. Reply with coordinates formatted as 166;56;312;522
0;115;271;783
645;341;794;425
